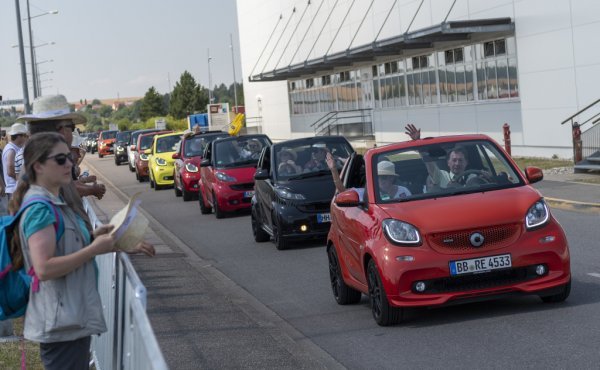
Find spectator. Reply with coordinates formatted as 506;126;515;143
2;123;28;199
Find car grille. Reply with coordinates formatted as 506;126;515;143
230;183;254;191
428;223;521;254
297;201;330;213
413;265;542;294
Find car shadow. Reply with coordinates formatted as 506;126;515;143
356;278;597;327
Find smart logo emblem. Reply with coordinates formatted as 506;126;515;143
469;232;485;247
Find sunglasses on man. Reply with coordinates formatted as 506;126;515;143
46;152;75;165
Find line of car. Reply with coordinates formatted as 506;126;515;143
93;129;571;326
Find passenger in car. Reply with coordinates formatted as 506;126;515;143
277;148;301;175
303;143;330;172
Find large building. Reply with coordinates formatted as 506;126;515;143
236;0;600;159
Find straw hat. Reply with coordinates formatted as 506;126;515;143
17;94;87;124
377;161;398;177
7;123;28;136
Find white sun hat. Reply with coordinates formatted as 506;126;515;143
17;94;87;124
7;123;28;136
377;160;398;177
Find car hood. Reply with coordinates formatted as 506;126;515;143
378;186;543;232
184;156;202;166
277;177;336;202
218;167;256;183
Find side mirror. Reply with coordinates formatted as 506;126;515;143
334;189;360;207
130;145;136;151
254;169;270;180
144;149;152;155
525;166;543;184
200;158;211;167
172;153;181;159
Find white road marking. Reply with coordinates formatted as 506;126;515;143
587;273;600;279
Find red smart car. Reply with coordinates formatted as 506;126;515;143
173;131;228;201
97;130;118;158
199;134;271;218
327;135;571;326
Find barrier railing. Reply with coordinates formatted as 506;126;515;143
83;198;168;370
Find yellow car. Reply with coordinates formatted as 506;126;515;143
146;131;183;190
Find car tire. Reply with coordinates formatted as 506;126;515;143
136;170;141;182
367;259;402;326
251;206;270;242
328;245;362;305
129;162;135;172
114;158;120;166
99;153;104;158
272;216;289;250
182;188;193;201
199;190;212;214
150;175;155;188
213;192;225;219
541;279;571;303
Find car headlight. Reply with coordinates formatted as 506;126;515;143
382;219;421;246
274;187;305;200
140;153;149;161
156;158;167;166
525;199;549;230
116;146;124;152
216;172;237;182
185;163;199;173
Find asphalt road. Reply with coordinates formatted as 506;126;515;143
85;155;600;369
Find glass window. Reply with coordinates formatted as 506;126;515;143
508;58;519;98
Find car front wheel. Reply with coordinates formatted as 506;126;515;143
272;216;289;250
199;190;212;214
541;279;571;303
213;192;224;219
328;245;361;305
367;259;402;326
251;206;270;242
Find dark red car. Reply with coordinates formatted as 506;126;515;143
173;131;228;201
134;130;171;182
327;135;571;326
199;134;271;218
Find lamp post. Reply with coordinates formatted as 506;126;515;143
207;49;213;104
14;0;30;113
230;33;238;111
25;1;58;98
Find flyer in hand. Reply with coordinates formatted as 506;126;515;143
109;192;149;252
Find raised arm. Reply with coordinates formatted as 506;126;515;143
326;152;346;194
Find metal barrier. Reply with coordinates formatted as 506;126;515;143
83;198;168;370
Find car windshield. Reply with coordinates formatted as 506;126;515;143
372;139;524;203
101;131;117;140
156;135;181;153
140;134;158;150
89;133;98;139
185;134;227;157
275;138;353;180
214;136;271;168
117;132;131;143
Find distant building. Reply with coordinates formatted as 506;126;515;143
236;0;600;158
71;97;142;112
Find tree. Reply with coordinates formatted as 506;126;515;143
169;71;207;119
139;87;165;121
92;99;102;106
98;105;113;118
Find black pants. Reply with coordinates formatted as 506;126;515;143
39;336;91;370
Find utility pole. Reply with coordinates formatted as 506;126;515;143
207;48;213;104
25;0;39;98
15;0;31;113
230;33;238;110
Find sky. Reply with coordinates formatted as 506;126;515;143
1;0;242;104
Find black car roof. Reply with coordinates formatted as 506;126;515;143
272;135;352;149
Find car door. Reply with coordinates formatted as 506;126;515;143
254;146;274;232
331;154;371;285
173;140;184;189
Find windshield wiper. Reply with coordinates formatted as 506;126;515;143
287;170;331;180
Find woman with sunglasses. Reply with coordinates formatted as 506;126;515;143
9;132;117;369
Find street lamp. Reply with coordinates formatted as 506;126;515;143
229;33;238;110
207;49;213;104
25;1;58;98
14;0;30;113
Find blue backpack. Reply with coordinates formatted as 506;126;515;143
0;197;64;321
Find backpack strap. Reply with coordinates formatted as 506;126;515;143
17;197;65;293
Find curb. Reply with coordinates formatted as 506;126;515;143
81;158;345;370
545;197;600;213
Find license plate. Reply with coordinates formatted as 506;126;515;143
243;191;255;198
317;213;331;223
449;254;511;276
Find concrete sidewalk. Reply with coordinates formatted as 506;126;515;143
535;168;600;213
85;163;342;369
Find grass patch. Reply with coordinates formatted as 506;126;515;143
0;318;43;370
573;177;600;185
510;157;572;170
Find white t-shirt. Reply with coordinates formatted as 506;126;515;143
2;142;20;194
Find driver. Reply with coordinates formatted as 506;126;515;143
242;139;263;159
